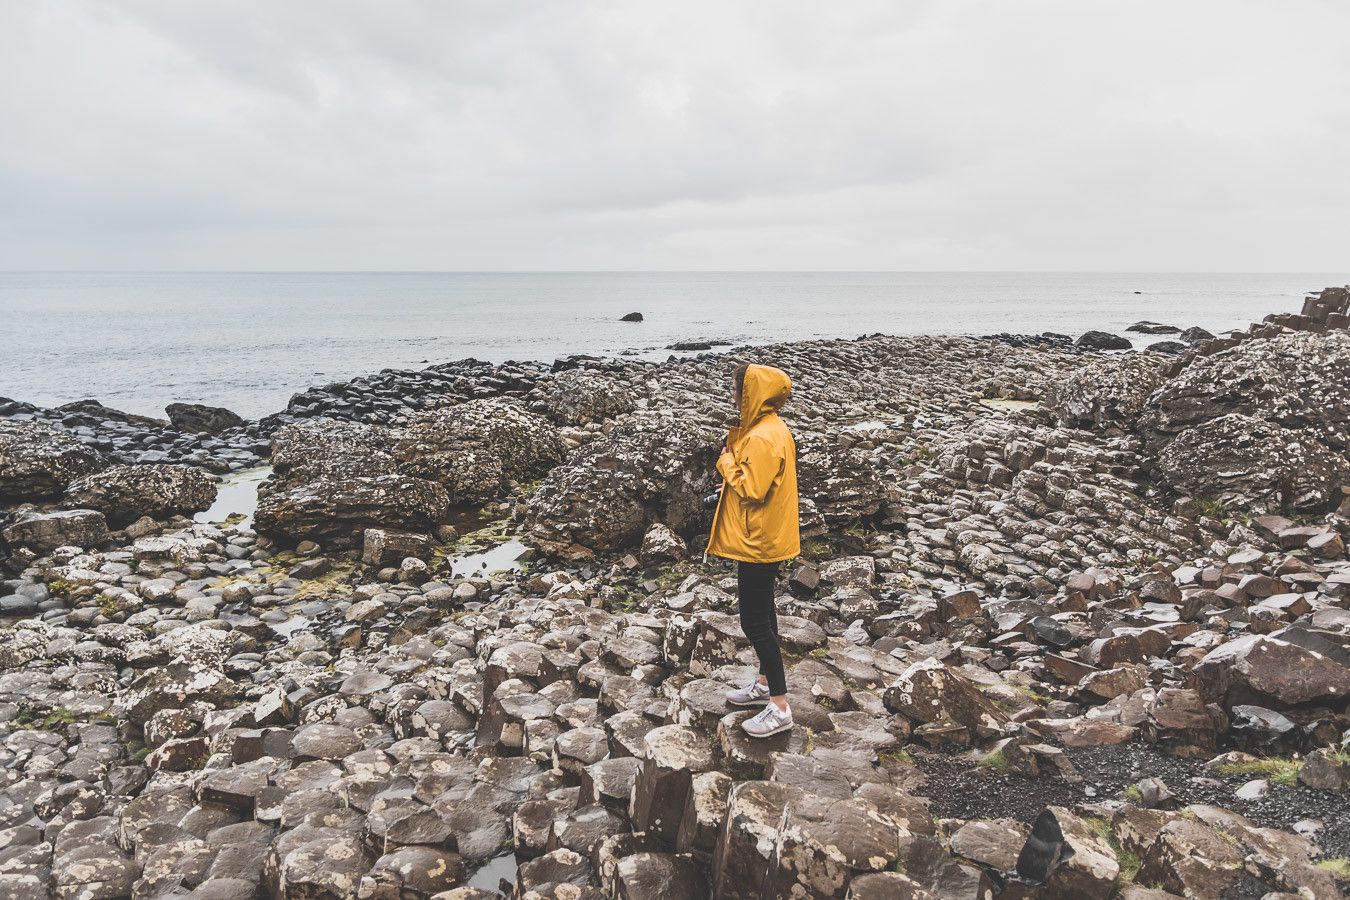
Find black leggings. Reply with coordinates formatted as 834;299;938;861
737;561;786;696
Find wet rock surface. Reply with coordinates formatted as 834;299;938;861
0;289;1347;898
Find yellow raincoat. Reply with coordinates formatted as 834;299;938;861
705;364;800;564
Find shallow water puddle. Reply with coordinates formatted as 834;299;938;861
451;538;528;575
196;466;272;525
466;852;519;891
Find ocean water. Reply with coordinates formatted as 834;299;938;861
0;271;1343;419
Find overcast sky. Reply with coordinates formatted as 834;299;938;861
2;1;1348;271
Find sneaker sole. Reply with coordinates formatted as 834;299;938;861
742;721;793;739
726;697;770;708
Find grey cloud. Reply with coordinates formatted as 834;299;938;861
1;1;1347;270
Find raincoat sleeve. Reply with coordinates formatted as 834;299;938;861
717;432;782;504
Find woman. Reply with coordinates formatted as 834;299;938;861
706;362;800;738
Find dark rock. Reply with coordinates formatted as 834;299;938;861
1075;331;1133;350
362;527;433;567
166;402;246;434
621;312;644;322
1127;321;1182;334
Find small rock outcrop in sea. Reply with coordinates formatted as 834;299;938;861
621;311;644;321
1074;330;1132;350
62;462;218;527
164;401;246;434
0;287;1348;899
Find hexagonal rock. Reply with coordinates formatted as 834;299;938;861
50;844;138;900
548;804;628;856
552;726;609;780
767;794;908;899
1193;630;1350;709
359;846;466;898
122;661;241;726
712;781;802;898
264;823;373;899
689;613;754;676
672;679;735;731
882;658;1008;741
2;508;109;554
515;847;594;895
580;756;641;812
676;770;733;856
199;757;279;812
717;711;810;780
612;852;710;900
291;723;363;761
631;725;716;844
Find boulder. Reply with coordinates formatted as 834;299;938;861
2;508;109;554
63;463;218;526
796;435;884;526
1141;330;1350;454
640;522;688;563
1075;331;1132;350
165;402;246;434
883;658;1009;742
1154;413;1349;513
0;420;106;501
1194;629;1350;709
361;527;433;567
255;474;448;547
1045;354;1171;430
525;413;719;559
544;368;638;425
394;397;563;503
268;419;397;486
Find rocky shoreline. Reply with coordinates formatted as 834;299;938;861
0;287;1348;899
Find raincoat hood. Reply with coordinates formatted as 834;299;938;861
736;364;793;436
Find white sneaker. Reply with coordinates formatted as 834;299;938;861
726;678;770;707
742;703;793;738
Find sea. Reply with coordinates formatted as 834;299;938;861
1;271;1343;420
